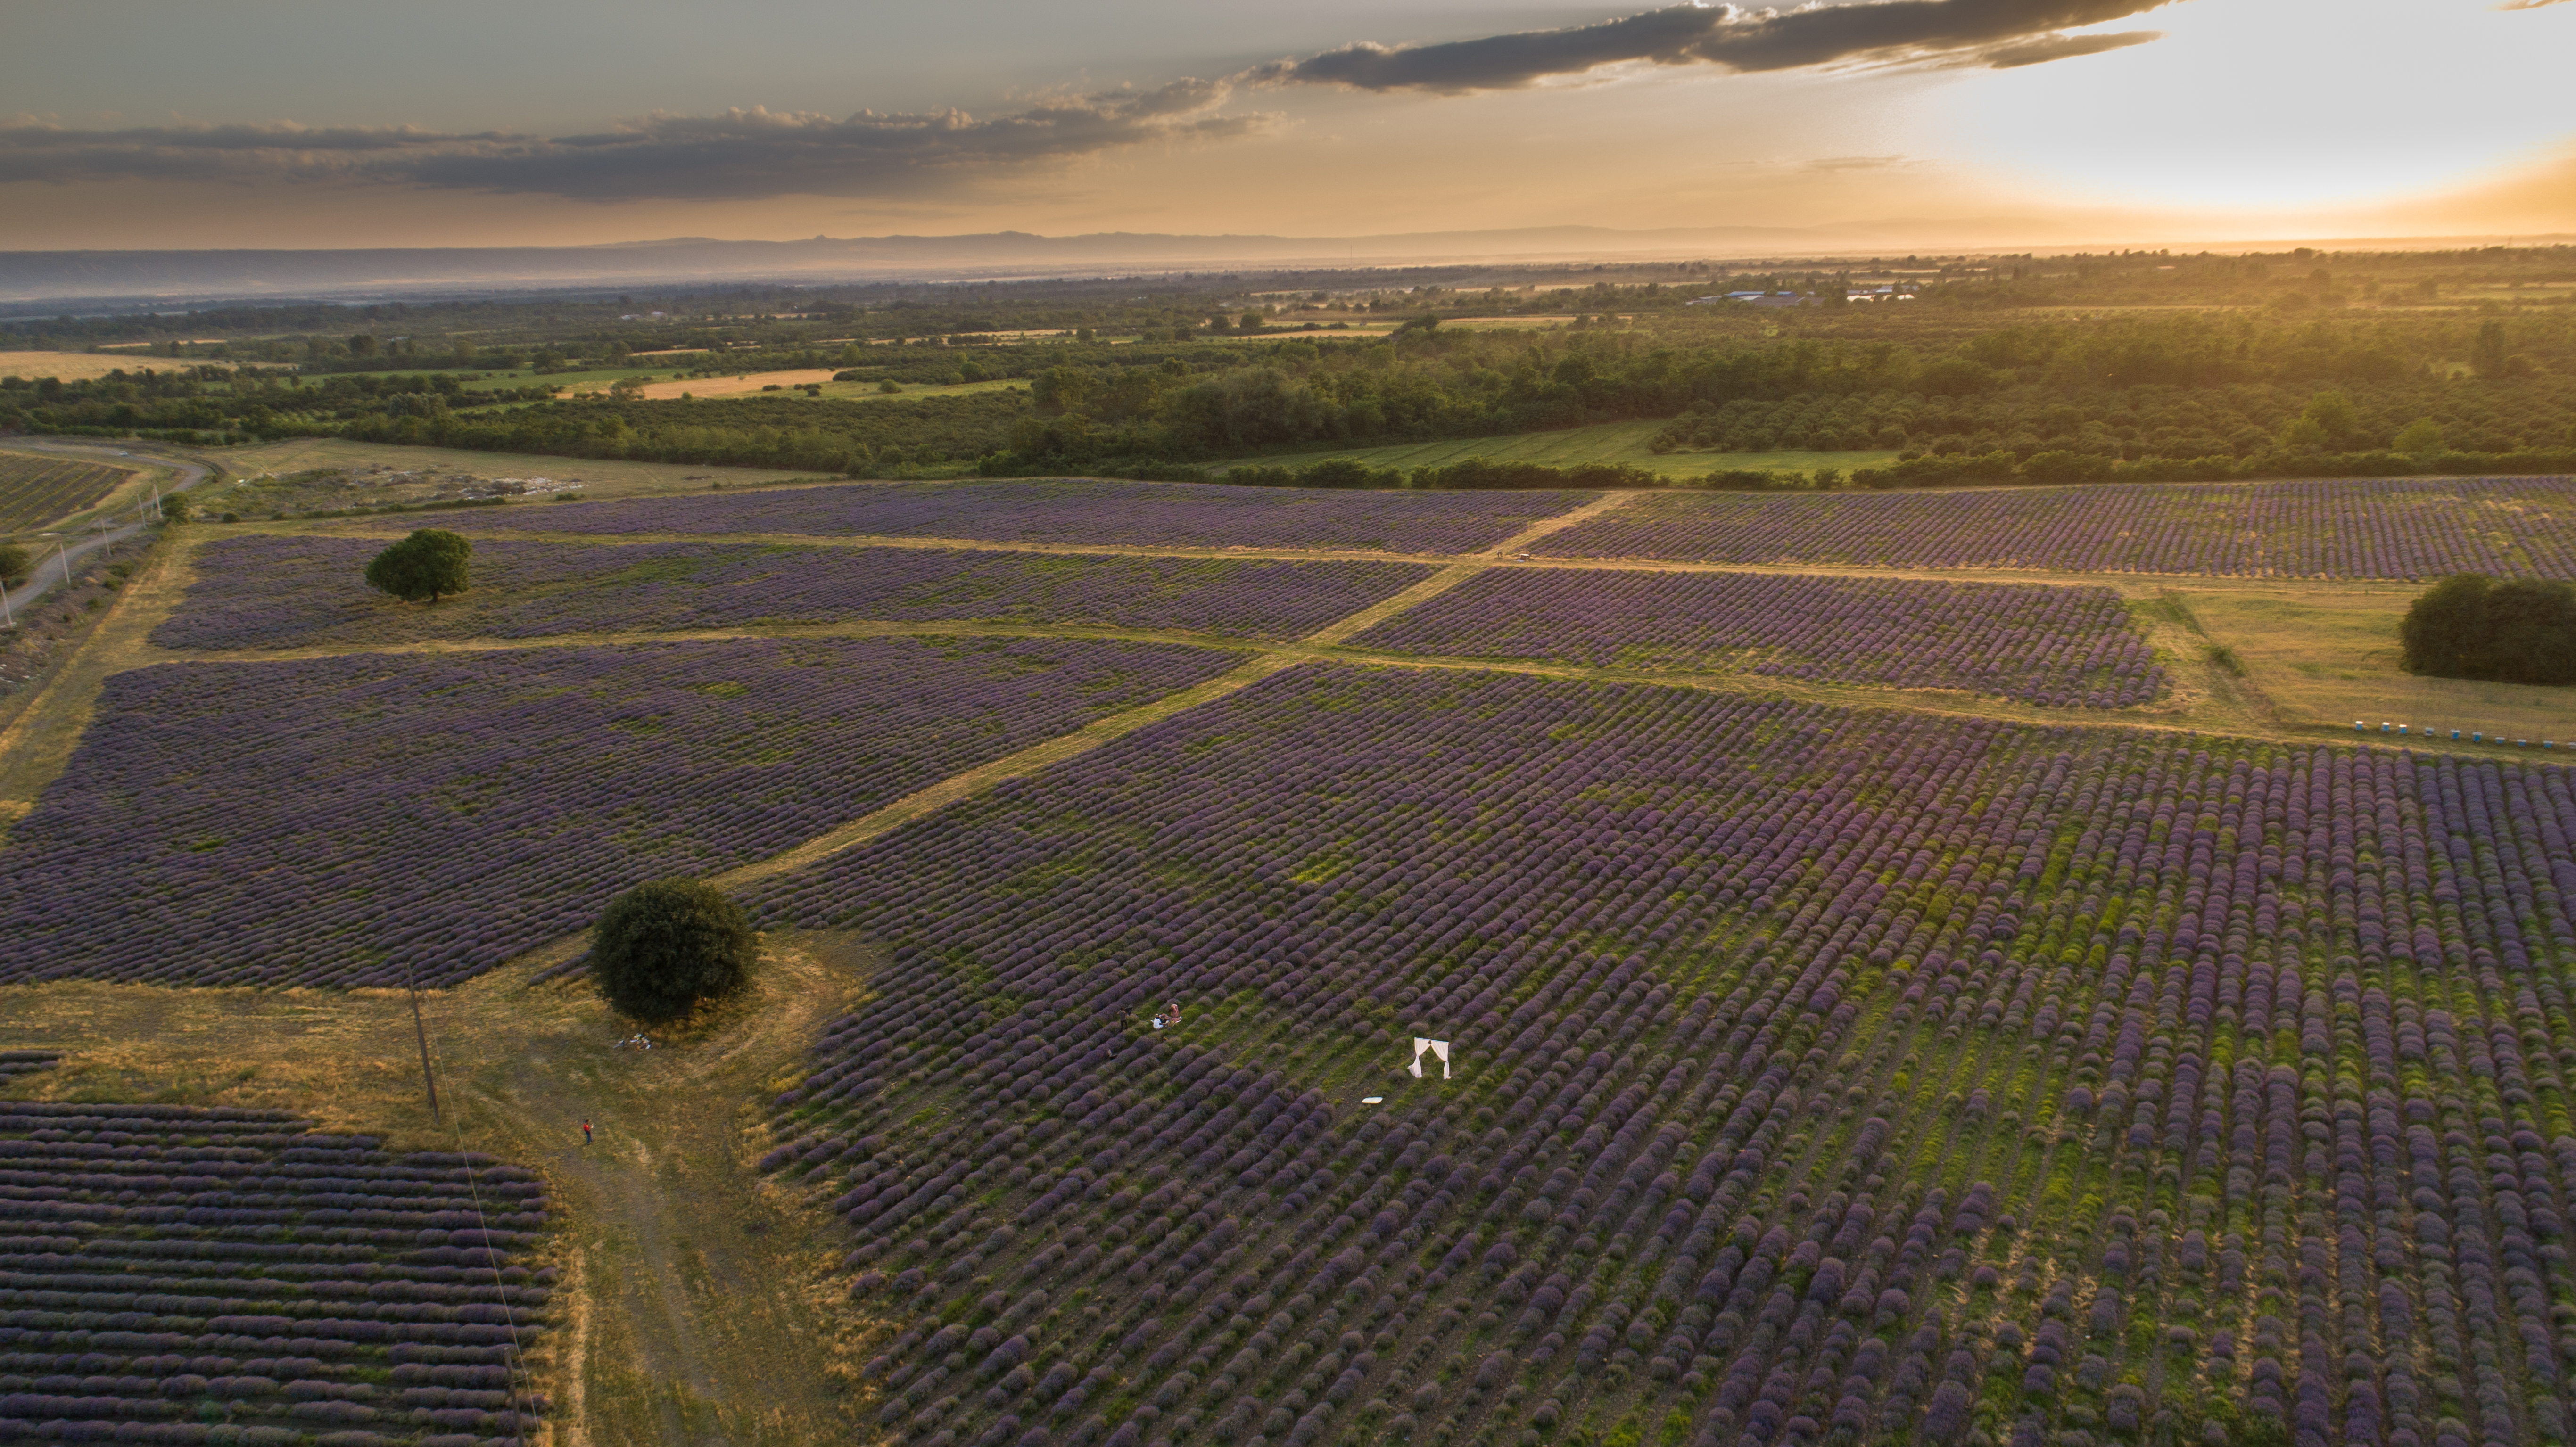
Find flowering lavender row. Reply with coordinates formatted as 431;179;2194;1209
471;479;1588;554
158;535;1431;650
1534;475;2576;578
1349;568;2166;707
0;636;1237;988
0;1101;546;1444
739;663;2576;1447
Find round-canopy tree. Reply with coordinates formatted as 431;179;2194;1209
591;878;759;1021
2401;573;2576;685
363;528;472;604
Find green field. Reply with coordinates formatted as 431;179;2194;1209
1212;418;1898;479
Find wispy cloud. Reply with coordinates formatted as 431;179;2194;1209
1249;0;2179;93
0;82;1261;202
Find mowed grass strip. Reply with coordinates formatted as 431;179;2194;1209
1211;417;1897;480
2177;584;2576;744
0;450;132;532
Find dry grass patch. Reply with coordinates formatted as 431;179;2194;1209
2182;585;2576;745
636;369;840;400
0;351;176;383
0;929;887;1447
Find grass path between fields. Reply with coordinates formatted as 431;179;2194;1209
122;485;2563;760
0;931;881;1447
710;493;1635;887
0;525;198;823
270;498;2444;600
0;491;1650;1443
0;477;2558;1437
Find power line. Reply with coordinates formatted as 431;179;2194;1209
411;989;539;1434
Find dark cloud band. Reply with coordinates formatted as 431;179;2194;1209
0;2;2178;205
1251;0;2179;92
0;82;1257;202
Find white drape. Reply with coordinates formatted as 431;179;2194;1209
1409;1037;1452;1079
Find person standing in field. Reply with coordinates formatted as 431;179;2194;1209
580;1119;593;1146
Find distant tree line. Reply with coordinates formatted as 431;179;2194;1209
5;308;2573;487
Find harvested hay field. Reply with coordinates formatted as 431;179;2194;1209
0;351;176;383
637;368;841;400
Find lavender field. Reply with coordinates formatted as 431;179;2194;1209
0;1101;547;1443
0;636;1236;987
476;478;1590;553
1533;475;2576;577
1349;568;2165;707
160;535;1431;650
740;663;2576;1447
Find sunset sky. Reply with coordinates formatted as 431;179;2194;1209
4;0;2572;252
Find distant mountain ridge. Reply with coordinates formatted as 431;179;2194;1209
3;226;2563;308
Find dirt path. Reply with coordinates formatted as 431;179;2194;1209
0;930;881;1447
268;496;2437;603
135;606;2371;757
717;651;1295;888
0;527;199;823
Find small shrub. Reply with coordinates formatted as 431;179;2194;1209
363;528;472;604
590;877;760;1021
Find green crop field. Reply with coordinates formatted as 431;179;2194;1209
1214;419;1899;480
0;449;132;533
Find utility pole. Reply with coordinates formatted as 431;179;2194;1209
404;960;440;1121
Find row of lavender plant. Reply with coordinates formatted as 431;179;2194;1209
0;636;1238;988
1532;477;2576;578
0;1101;546;1445
470;480;1589;555
735;663;2576;1447
1348;569;2165;707
158;537;1434;651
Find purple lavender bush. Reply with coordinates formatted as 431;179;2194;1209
159;536;1433;650
471;479;1591;553
0;1101;548;1444
1533;476;2576;578
735;661;2576;1447
0;636;1237;987
1350;568;2165;707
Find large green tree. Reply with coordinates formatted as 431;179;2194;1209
590;878;760;1022
362;528;471;604
2401;573;2576;685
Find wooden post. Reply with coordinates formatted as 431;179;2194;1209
405;961;440;1121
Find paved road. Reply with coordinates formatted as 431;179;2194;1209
2;442;211;624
